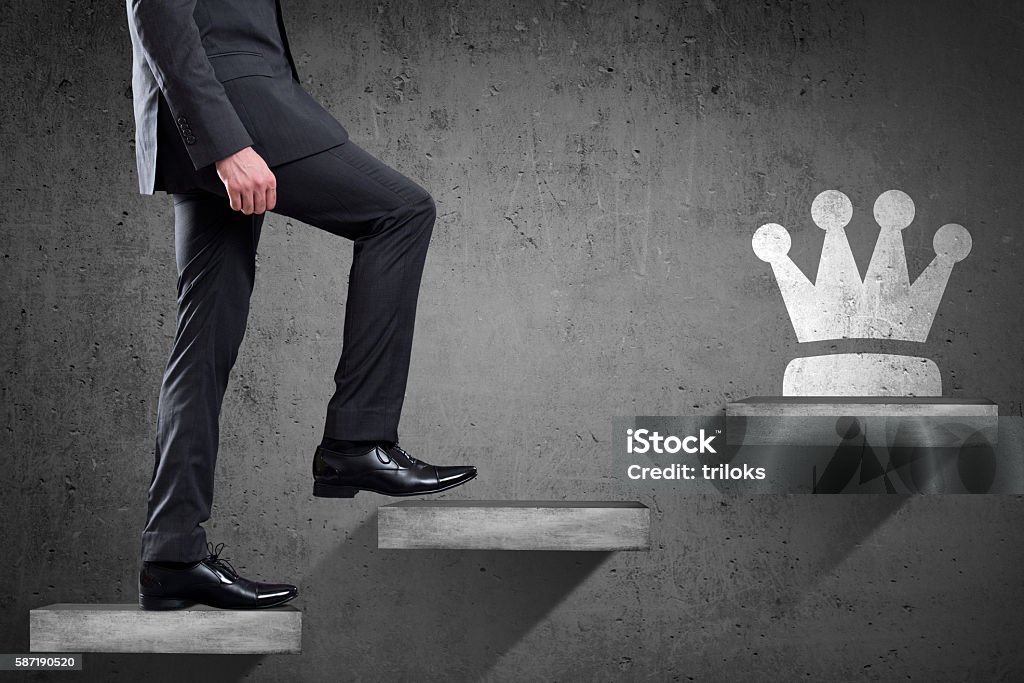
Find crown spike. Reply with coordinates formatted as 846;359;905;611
810;191;860;285
809;191;861;332
904;223;972;339
861;191;915;337
753;223;819;341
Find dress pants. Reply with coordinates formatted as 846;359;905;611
140;141;435;562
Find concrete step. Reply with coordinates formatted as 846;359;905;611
30;603;301;654
726;396;998;447
727;396;998;417
378;500;650;551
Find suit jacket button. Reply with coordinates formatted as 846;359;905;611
185;136;197;145
177;115;188;124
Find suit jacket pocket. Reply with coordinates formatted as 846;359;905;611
207;51;274;82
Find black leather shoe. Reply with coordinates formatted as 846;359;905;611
138;542;298;610
312;442;476;498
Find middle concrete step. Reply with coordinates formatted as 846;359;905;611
378;500;650;551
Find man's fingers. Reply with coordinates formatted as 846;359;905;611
253;189;267;215
225;183;276;214
263;170;277;213
240;189;255;215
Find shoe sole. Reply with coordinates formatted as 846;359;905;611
138;594;196;610
313;472;477;499
138;593;298;611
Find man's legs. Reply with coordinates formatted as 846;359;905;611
140;193;263;562
270;141;435;443
141;140;445;560
274;144;475;496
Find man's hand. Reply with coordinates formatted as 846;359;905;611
215;146;277;215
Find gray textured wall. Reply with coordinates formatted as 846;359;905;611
2;0;1023;680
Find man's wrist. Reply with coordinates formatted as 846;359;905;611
215;145;254;170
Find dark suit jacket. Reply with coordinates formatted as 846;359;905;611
126;0;349;194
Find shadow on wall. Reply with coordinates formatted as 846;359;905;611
300;513;611;680
687;495;911;630
779;495;909;614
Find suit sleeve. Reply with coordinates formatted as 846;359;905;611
128;0;254;170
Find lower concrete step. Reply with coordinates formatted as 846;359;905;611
30;604;301;654
378;500;650;551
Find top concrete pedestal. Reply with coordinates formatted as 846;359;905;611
727;396;997;417
726;397;997;447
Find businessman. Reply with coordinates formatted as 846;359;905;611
127;0;477;610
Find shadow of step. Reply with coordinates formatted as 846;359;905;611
30;604;300;654
378;500;650;550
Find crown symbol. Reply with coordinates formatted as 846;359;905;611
752;189;972;396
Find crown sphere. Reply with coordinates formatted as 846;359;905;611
752;223;791;262
874;189;915;231
934;223;972;261
811;190;853;231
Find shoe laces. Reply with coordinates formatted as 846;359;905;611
205;541;239;579
388;442;419;466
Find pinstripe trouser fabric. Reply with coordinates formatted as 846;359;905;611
140;141;435;561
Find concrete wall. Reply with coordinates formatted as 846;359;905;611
2;0;1023;679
